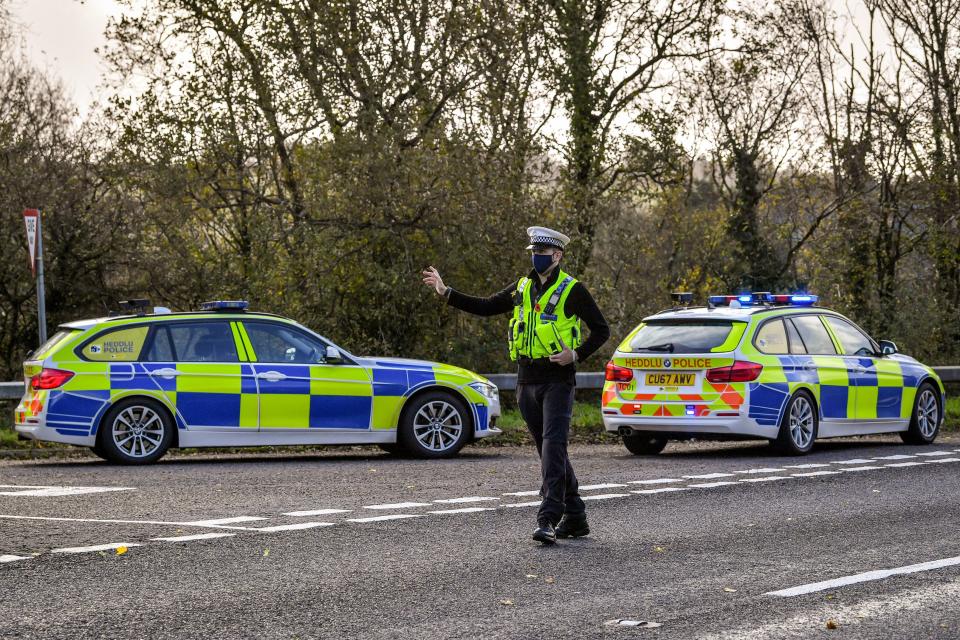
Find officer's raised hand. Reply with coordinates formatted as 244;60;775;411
422;266;448;296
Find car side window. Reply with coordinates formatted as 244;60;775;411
81;326;150;362
790;315;837;355
826;317;876;357
167;322;239;362
243;322;326;364
143;325;175;362
755;319;789;354
784;319;807;354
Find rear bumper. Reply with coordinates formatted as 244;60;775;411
602;413;778;439
14;422;95;447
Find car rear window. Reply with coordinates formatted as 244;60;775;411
31;329;79;360
627;320;747;354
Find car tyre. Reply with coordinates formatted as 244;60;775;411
95;397;174;465
773;390;818;455
397;391;471;459
622;433;668;456
900;382;941;445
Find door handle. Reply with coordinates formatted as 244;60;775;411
149;368;180;378
257;371;287;382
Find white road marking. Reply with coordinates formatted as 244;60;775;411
363;502;432;510
427;507;495;515
182;516;267;526
502;490;540;497
347;514;423;523
766;555;960;597
0;555;28;563
627;478;682;485
632;487;690;495
874;455;916;460
684;473;736;479
52;543;140;554
257;522;335;532
152;533;236;542
499;501;541;508
841;465;885;472
740;476;791;483
885;462;928;468
833;459;877;464
0;485;135;497
282;509;351;517
433;496;499;504
0;514;262;531
791;471;840;477
687;481;739;488
735;468;787;474
579;483;628;490
785;463;831;469
929;457;960;463
916;451;955;457
581;493;631;501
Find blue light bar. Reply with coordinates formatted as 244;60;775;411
789;294;818;306
737;295;752;305
200;300;249;311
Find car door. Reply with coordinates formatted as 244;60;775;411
823;315;902;421
143;320;257;430
240;321;373;430
788;314;852;422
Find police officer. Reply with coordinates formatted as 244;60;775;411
422;226;609;544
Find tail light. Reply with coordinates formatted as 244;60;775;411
706;360;762;383
605;361;634;383
30;368;75;390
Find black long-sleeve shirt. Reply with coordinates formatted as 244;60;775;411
446;268;610;384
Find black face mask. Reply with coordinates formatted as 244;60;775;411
532;253;555;274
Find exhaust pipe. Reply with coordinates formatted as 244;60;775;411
618;426;634;437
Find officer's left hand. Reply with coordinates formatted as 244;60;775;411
549;346;577;366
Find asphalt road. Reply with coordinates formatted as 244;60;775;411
2;435;960;640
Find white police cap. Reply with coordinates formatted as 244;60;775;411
526;226;569;250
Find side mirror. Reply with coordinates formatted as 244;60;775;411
324;346;343;364
879;340;898;355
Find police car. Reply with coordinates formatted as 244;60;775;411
14;301;501;464
602;292;946;456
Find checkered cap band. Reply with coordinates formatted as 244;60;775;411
529;235;564;248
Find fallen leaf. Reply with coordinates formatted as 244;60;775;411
116;546;128;555
654;546;665;553
499;599;514;606
545;577;556;584
826;620;838;630
525;574;538;579
826;594;835;600
723;587;736;593
263;549;270;557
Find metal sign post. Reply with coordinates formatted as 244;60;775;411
23;208;47;344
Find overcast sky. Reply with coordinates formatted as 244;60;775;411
10;0;121;115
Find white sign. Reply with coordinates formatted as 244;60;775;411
23;208;39;276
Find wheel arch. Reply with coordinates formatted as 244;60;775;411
95;393;180;448
398;383;477;439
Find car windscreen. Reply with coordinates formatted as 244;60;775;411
627;320;746;354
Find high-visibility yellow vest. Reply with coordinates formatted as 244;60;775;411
508;270;583;360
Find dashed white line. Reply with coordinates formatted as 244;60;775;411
929;457;960;463
766;555;960;597
500;501;541;508
0;555;28;563
886;462;928;468
257;522;335;532
427;508;496;515
502;490;540;497
874;455;917;460
347;514;424;523
627;478;682;485
0;514;262;531
182;516;267;526
687;481;739;489
52;543;141;554
684;473;736;479
833;459;877;465
363;502;432;510
581;493;631;501
791;471;841;477
917;451;955;457
841;466;885;472
152;533;236;542
433;497;500;504
786;463;832;469
740;476;791;483
282;509;351;517
579;483;628;490
632;487;690;495
0;485;135;497
736;468;787;474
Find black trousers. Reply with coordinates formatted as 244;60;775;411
516;381;586;525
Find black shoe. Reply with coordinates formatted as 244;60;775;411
555;514;590;538
532;522;556;545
